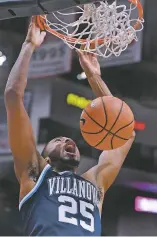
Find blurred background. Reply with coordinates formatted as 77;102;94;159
0;0;157;235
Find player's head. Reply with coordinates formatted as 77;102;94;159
41;137;80;172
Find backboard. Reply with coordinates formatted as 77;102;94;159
0;0;98;20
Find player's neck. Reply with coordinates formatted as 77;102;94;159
53;167;76;174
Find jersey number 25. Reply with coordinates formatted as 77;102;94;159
58;195;94;232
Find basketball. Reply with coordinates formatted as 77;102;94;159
80;96;134;150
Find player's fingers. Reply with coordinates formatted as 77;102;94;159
28;18;33;28
31;16;36;23
85;49;90;56
80;44;85;51
92;54;98;62
132;130;136;138
87;52;94;57
32;16;41;31
86;51;94;60
41;31;46;40
28;18;34;29
76;49;83;58
91;53;96;57
81;45;89;56
90;53;94;57
29;17;36;29
83;51;88;57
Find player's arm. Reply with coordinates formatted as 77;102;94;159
77;51;135;192
92;135;135;191
76;50;112;97
4;18;46;183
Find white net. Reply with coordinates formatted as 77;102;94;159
43;0;144;58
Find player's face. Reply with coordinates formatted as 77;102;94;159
44;137;80;172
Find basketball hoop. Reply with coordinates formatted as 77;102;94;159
35;0;144;58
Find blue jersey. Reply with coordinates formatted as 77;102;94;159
19;164;101;236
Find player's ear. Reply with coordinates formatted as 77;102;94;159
45;157;51;164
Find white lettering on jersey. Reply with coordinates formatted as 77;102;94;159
48;176;99;206
48;178;56;196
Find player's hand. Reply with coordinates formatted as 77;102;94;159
76;50;101;78
132;130;136;138
25;16;46;48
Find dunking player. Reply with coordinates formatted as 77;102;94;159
4;18;135;236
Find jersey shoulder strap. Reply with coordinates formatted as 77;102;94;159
19;164;51;210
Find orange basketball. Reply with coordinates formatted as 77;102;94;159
80;96;134;150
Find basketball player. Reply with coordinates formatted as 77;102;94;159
4;18;135;236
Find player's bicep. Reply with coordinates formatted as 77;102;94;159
5;94;39;180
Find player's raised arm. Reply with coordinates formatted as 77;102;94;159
77;51;135;193
76;50;112;97
4;18;46;182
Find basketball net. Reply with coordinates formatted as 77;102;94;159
35;0;144;58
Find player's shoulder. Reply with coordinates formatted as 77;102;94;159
19;163;51;201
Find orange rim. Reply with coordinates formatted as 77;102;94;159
128;0;143;29
35;0;143;46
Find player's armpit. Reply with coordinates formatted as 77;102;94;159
96;134;135;192
5;91;46;182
